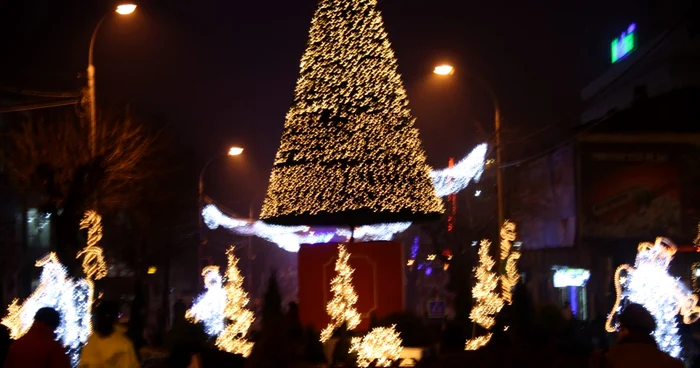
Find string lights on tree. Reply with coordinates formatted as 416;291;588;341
499;220;520;305
320;244;362;343
260;0;445;226
466;240;504;350
605;237;700;359
350;325;403;367
215;247;255;357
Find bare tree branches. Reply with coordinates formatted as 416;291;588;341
2;107;161;214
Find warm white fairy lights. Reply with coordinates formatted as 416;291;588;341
320;244;362;343
1;253;93;367
186;266;227;336
77;210;108;281
499;220;520;305
260;0;446;226
465;333;493;351
605;237;700;359
215;247;255;357
202;143;486;252
465;240;504;350
350;325;403;367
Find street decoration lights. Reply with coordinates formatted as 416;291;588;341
605;237;700;359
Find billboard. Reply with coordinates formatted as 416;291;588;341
511;144;576;248
580;143;685;240
297;241;404;332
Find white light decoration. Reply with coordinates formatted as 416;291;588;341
1;253;93;367
350;325;403;367
499;220;520;305
465;240;503;350
202;143;487;252
215;247;255;357
186;266;227;336
430;143;487;197
320;244;362;343
605;237;700;359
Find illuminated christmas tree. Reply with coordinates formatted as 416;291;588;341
466;240;504;350
320;244;362;342
606;237;700;359
215;247;255;357
260;0;443;226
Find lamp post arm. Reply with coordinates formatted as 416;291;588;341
88;13;110;68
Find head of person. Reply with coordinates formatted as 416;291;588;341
34;307;61;332
619;303;656;338
93;301;120;337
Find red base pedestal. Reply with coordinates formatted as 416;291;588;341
298;241;405;332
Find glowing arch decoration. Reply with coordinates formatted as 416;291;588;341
202;143;488;252
605;237;700;359
2;210;109;367
1;253;93;367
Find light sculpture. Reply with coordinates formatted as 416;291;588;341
605;237;700;359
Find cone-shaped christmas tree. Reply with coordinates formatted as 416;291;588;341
320;244;362;342
260;0;443;226
215;247;255;357
466;240;504;350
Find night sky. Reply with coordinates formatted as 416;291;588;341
0;0;692;215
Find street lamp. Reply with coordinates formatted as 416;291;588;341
228;146;244;156
87;3;137;157
197;147;244;286
433;65;455;76
433;64;505;227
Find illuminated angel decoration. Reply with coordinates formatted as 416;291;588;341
186;266;227;336
1;253;93;367
605;237;700;359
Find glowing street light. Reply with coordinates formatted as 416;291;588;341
433;65;455;76
116;4;137;15
228;146;244;156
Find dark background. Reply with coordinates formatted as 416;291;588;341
0;0;693;215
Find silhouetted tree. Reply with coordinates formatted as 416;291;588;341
246;271;291;368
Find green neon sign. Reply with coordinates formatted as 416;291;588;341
611;23;636;63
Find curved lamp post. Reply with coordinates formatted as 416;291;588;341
87;3;137;157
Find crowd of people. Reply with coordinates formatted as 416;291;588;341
0;297;695;368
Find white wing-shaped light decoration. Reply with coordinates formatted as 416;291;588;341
202;143;488;252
